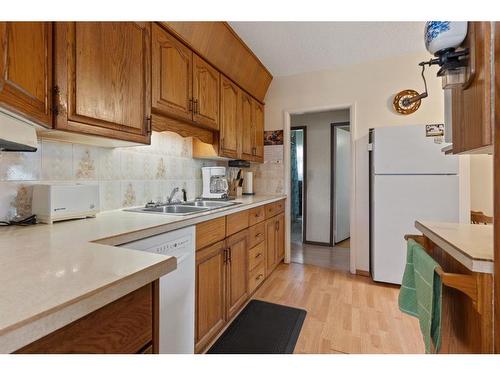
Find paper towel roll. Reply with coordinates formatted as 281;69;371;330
242;171;254;195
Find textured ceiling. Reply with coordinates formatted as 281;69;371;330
229;22;427;77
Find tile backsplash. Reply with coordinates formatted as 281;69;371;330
0;131;217;221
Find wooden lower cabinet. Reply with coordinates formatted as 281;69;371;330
277;213;285;260
265;217;278;274
265;212;285;275
195;241;226;353
194;200;286;353
16;282;158;354
226;230;249;319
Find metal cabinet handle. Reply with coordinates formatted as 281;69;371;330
227;247;232;262
255;233;263;238
255;252;262;258
256;274;264;281
194;99;199;114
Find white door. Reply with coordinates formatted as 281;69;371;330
334;127;351;243
372;174;459;284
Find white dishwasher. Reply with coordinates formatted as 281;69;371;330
120;226;195;354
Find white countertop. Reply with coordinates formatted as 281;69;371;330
0;194;286;353
415;221;493;274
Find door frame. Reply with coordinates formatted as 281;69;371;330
331;122;351;245
283;103;357;274
290;126;307;244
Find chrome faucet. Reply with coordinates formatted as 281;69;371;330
167;187;180;204
167;187;187;204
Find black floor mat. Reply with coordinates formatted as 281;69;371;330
207;299;307;354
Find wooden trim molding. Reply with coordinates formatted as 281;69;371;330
493;21;500;354
356;269;370;277
291;126;307;243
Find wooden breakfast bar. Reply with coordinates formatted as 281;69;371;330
408;221;493;354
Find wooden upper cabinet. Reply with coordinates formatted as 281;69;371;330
193;54;219;130
451;22;492;154
226;230;249;319
54;22;151;144
0;22;52;127
240;91;254;160
219;76;240;159
252;99;264;162
152;23;192;122
195;241;226;353
161;22;272;102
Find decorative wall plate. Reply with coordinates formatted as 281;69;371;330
393;89;421;115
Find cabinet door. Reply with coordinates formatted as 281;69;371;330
219;75;240;159
276;213;285;261
54;22;151;143
265;217;277;274
240;91;254;160
0;22;52;127
152;24;193;123
226;230;249;319
195;241;226;353
193;54;219;130
252;100;264;162
451;22;492;153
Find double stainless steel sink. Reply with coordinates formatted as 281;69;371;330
124;200;241;216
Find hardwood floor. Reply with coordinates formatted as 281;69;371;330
254;262;425;354
291;241;350;272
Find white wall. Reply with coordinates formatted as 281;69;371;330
264;52;445;272
470;154;493;216
291;110;349;243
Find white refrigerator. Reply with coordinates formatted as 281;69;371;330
369;125;459;284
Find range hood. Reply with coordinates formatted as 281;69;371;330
0;110;38;152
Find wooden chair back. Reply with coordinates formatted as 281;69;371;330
471;210;493;225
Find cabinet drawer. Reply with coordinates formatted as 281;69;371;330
264;199;285;219
248;222;265;249
248;241;265;271
226;210;249;236
249;262;266;294
248;206;265;226
196;217;226;250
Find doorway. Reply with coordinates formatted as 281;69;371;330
288;109;351;272
290;126;307;245
332;122;351;248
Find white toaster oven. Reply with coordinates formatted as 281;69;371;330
32;184;100;224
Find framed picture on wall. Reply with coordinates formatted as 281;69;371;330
264;130;284;145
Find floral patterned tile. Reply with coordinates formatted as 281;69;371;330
155;156;167;179
73;144;98;180
41;140;73;181
0;142;41;181
121;180;144;207
120;150;139;180
99;148;121;180
143;180;162;203
142;153;155;180
99;180;122;211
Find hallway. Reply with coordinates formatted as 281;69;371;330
291;218;350;271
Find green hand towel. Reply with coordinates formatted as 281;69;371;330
399;239;442;353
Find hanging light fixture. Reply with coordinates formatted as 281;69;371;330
393;21;469;115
